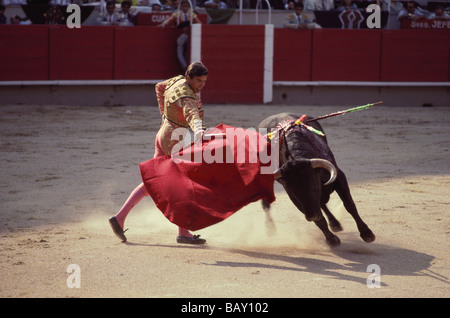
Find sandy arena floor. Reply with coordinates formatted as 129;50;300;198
0;103;449;299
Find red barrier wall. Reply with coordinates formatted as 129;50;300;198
49;26;115;80
1;25;449;90
380;29;450;82
273;29;312;81
0;25;49;81
311;29;382;81
200;25;266;104
0;25;180;81
114;26;180;79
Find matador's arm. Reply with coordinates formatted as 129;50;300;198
180;97;205;141
155;79;170;115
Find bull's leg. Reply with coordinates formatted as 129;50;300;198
321;203;343;232
335;171;375;243
314;218;341;247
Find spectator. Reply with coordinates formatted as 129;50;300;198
304;0;335;11
381;0;404;29
115;0;139;5
152;3;163;11
44;5;66;24
10;15;32;24
149;0;163;12
382;0;404;15
281;0;292;10
50;0;71;5
368;0;380;5
176;21;190;70
204;0;227;9
158;0;169;8
429;5;450;21
159;0;201;70
263;0;291;10
284;1;315;29
2;0;26;4
398;1;425;22
118;0;136;25
0;5;6;25
166;0;179;11
97;1;121;25
354;0;369;8
337;0;358;11
10;15;20;24
337;0;365;28
226;0;250;9
158;0;201;27
285;0;295;10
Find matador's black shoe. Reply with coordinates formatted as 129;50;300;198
109;216;127;242
176;235;206;245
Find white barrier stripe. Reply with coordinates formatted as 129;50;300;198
190;23;202;64
264;24;274;104
0;80;162;86
1;80;448;87
273;81;450;87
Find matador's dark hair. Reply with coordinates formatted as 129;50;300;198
185;62;209;78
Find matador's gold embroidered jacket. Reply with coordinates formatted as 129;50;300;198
155;75;204;155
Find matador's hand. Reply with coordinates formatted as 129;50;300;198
193;119;205;143
194;129;205;144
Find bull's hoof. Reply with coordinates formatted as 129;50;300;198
326;235;341;247
330;222;343;233
361;229;376;243
306;214;323;222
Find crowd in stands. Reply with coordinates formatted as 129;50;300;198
1;0;449;10
0;0;449;26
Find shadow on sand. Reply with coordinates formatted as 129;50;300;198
205;242;446;287
124;239;447;287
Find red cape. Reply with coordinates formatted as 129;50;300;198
139;124;276;231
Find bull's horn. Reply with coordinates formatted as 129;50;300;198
273;168;283;180
310;159;337;185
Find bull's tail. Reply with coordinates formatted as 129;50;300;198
262;198;271;212
262;199;276;237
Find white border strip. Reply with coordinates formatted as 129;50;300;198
274;81;450;87
264;24;274;104
1;80;448;87
0;80;162;86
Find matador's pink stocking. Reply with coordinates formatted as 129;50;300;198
114;183;149;229
115;182;194;238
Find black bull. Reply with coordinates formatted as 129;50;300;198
257;113;375;247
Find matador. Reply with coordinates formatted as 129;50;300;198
109;62;209;244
